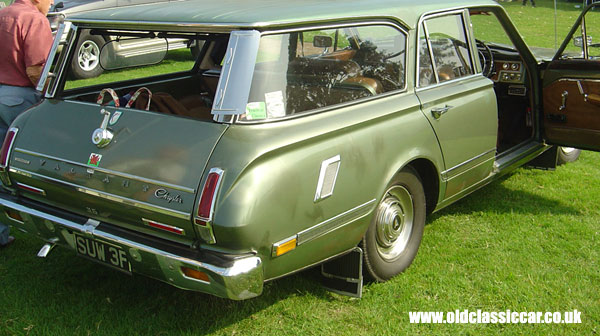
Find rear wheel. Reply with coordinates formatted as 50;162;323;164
362;167;426;282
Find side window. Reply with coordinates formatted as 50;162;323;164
419;13;474;87
243;24;407;121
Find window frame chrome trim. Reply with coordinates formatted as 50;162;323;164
39;22;77;98
416;8;478;89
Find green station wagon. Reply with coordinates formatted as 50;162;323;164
1;0;599;300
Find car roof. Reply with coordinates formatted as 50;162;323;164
67;0;499;31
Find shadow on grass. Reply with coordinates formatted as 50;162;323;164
427;173;580;223
0;235;330;335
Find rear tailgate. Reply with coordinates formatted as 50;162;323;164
7;101;227;244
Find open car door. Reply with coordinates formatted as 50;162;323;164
542;3;600;151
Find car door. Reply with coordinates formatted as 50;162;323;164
415;10;498;200
542;3;600;151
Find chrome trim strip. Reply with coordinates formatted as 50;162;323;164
314;155;341;202
13;148;195;193
16;182;47;196
38;22;74;96
297;199;376;246
69;15;408;33
143;218;185;235
415;73;487;93
440;148;496;182
416;8;478;89
9;167;191;220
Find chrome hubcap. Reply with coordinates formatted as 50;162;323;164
375;185;413;261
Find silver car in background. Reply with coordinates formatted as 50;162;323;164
48;0;198;79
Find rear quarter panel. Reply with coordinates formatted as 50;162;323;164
205;92;444;280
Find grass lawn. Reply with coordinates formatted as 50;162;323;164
1;153;598;335
1;1;599;335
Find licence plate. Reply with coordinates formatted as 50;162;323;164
74;233;132;274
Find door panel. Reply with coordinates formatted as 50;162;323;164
417;11;497;199
417;78;497;199
543;2;600;151
543;75;600;150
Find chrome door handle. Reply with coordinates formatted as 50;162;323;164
559;91;568;111
431;105;453;119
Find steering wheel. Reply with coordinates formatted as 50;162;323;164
476;39;494;78
383;49;405;60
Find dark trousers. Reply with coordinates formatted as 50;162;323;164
522;0;535;5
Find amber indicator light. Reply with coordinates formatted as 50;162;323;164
181;267;210;282
5;209;23;222
276;238;297;257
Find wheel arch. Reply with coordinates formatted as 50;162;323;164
405;158;440;215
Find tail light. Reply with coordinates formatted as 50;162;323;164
0;128;18;185
194;168;224;244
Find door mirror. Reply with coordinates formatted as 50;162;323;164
313;35;333;48
573;35;592;48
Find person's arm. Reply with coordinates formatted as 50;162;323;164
26;64;44;87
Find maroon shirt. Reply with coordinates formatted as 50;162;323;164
0;0;53;88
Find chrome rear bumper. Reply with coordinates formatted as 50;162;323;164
0;194;263;300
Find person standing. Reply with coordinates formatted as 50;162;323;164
0;0;54;247
522;0;535;7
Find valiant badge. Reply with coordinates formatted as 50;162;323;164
87;153;103;167
109;111;122;125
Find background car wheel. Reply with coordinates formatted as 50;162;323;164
70;31;105;79
361;167;426;282
557;147;581;165
190;44;201;59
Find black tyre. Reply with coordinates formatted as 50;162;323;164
70;31;105;79
361;167;426;282
557;147;581;165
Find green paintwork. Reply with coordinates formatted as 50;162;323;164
4;0;588;299
9;100;227;244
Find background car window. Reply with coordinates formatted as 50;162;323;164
243;25;406;121
422;14;474;84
